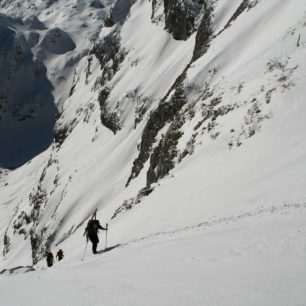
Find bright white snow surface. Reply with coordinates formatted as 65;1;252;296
1;205;306;306
1;0;306;304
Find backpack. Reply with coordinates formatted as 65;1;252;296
86;220;100;235
57;249;64;260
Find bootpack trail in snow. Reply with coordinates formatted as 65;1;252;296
84;202;306;259
3;203;305;271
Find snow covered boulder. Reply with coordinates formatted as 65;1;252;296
23;15;47;30
40;27;76;54
90;0;104;9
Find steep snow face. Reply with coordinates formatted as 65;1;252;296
1;2;306;304
0;0;198;267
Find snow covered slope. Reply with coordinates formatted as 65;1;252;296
1;0;306;304
1;205;306;306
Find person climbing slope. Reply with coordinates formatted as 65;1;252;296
56;249;64;261
85;218;108;254
46;249;54;267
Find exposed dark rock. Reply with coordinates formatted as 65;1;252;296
90;0;105;9
23;15;47;30
164;0;205;40
91;32;126;133
24;32;40;48
29;185;47;221
127;79;187;186
134;95;152;128
104;0;137;26
53;118;77;148
0;265;35;275
147;115;184;185
217;0;260;37
265;88;276;104
223;0;250;30
112;186;154;219
178;133;197;162
13;211;31;234
3;233;11;256
54;125;69;147
104;11;115;27
98;88;120;134
192;2;213;61
44;231;57;251
40;27;76;55
151;0;158;19
30;231;41;265
0;14;23;29
90;32;126;86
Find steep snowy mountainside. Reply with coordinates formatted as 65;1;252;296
0;0;201;266
105;0;306;240
1;0;306;283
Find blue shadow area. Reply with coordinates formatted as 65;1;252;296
0;20;58;169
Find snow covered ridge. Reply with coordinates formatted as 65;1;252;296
0;0;306;281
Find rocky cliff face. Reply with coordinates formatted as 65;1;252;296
151;0;206;40
163;0;205;40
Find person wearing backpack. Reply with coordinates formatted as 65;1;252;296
56;249;64;261
46;250;54;267
85;219;107;254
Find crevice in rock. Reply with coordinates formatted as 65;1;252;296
126;75;187;187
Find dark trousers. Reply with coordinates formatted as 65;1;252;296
92;241;98;254
88;234;99;254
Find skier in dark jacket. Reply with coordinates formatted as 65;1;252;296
85;220;107;254
46;250;54;267
56;249;64;261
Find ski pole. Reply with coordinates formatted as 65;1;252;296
105;223;108;250
82;238;89;261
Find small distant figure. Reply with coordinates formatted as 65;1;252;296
56;249;64;261
85;219;107;254
46;250;54;267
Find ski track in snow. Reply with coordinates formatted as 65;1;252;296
1;203;306;306
105;202;306;252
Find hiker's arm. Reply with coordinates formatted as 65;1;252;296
98;224;107;230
